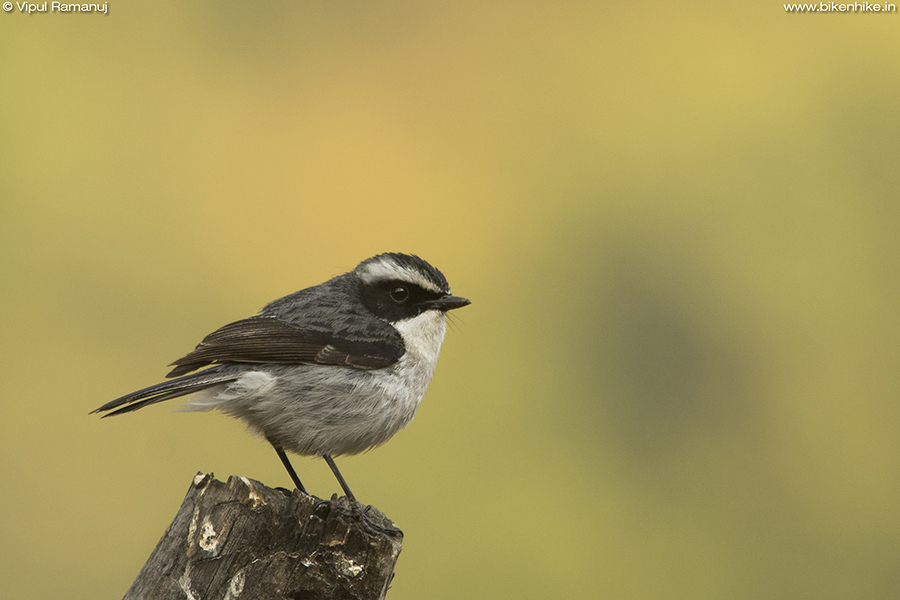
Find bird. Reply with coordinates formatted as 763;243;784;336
92;252;470;525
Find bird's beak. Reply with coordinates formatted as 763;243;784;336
426;295;471;312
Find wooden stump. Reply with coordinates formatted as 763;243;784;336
122;473;403;600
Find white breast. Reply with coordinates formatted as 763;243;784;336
367;308;448;429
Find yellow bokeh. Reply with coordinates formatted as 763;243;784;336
2;1;899;598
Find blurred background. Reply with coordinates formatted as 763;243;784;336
2;1;899;598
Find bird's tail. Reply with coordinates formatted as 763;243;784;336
91;369;240;417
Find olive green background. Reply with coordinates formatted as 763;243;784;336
2;2;899;598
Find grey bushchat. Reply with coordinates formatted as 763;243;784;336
93;253;470;527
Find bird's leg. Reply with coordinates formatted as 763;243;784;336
272;445;307;494
322;453;402;537
322;453;358;502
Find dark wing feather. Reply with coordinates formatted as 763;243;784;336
166;315;403;377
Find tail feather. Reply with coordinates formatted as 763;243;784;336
92;370;239;417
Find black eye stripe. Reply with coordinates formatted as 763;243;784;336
379;281;437;298
360;279;448;322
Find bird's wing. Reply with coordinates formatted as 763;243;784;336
166;315;404;377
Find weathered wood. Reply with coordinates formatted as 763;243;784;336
122;473;402;600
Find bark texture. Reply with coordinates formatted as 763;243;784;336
122;473;402;600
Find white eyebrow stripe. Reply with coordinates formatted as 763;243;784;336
357;258;444;293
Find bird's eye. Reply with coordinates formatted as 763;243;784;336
390;285;409;303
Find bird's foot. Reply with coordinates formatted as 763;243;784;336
353;501;403;537
329;494;401;537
